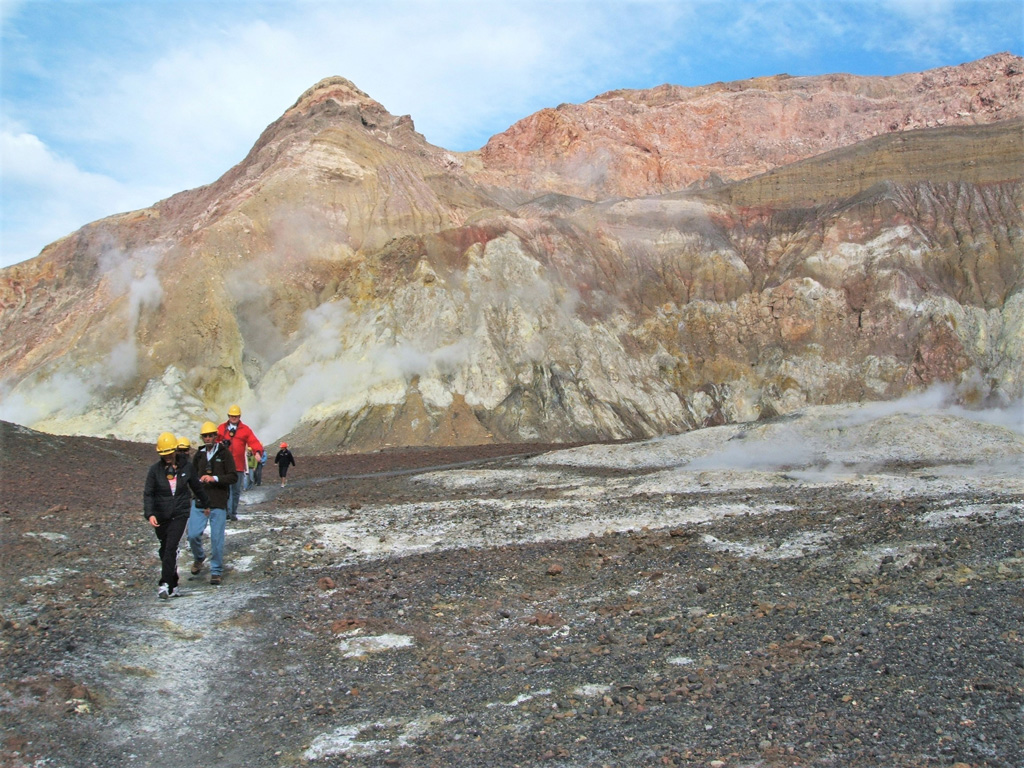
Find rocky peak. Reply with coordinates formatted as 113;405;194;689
133;75;440;245
278;76;422;147
290;76;376;110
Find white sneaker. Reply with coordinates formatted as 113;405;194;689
158;584;170;599
169;586;182;598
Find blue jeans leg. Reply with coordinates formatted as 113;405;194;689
207;508;227;575
228;476;242;519
187;503;208;563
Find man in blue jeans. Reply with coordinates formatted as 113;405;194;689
188;421;238;586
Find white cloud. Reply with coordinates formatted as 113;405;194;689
2;129;117;191
78;19;310;184
0;129;170;264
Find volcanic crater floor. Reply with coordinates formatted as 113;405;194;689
1;404;1023;768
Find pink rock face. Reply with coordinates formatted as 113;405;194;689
473;53;1024;199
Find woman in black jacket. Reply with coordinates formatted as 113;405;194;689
144;432;211;599
274;443;296;487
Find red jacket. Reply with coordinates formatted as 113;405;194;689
217;420;264;472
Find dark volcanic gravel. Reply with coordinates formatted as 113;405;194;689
1;420;1022;768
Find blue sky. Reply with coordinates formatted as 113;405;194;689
1;0;1021;270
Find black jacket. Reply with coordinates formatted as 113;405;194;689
192;443;238;509
143;458;210;522
274;449;295;468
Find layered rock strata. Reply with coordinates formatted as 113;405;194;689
0;57;1021;451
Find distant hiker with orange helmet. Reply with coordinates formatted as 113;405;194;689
144;432;211;599
188;421;237;586
217;405;263;521
274;443;295;486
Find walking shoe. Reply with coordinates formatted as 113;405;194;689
169;586;182;598
209;575;222;586
191;559;204;575
158;584;170;599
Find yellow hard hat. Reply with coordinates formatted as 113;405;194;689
200;421;219;436
176;436;191;450
227;404;242;417
156;432;178;455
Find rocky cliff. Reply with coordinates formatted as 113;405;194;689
0;55;1021;451
471;52;1024;198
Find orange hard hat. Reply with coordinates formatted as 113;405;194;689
280;442;287;448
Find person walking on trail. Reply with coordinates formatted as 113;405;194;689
217;405;263;521
176;436;194;508
274;443;296;486
176;436;192;464
188;421;237;586
176;436;198;518
245;447;257;490
144;432;211;600
254;450;264;486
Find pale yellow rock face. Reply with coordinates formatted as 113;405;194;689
1;61;1021;450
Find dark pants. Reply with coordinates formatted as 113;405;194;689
154;515;188;590
254;462;262;486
